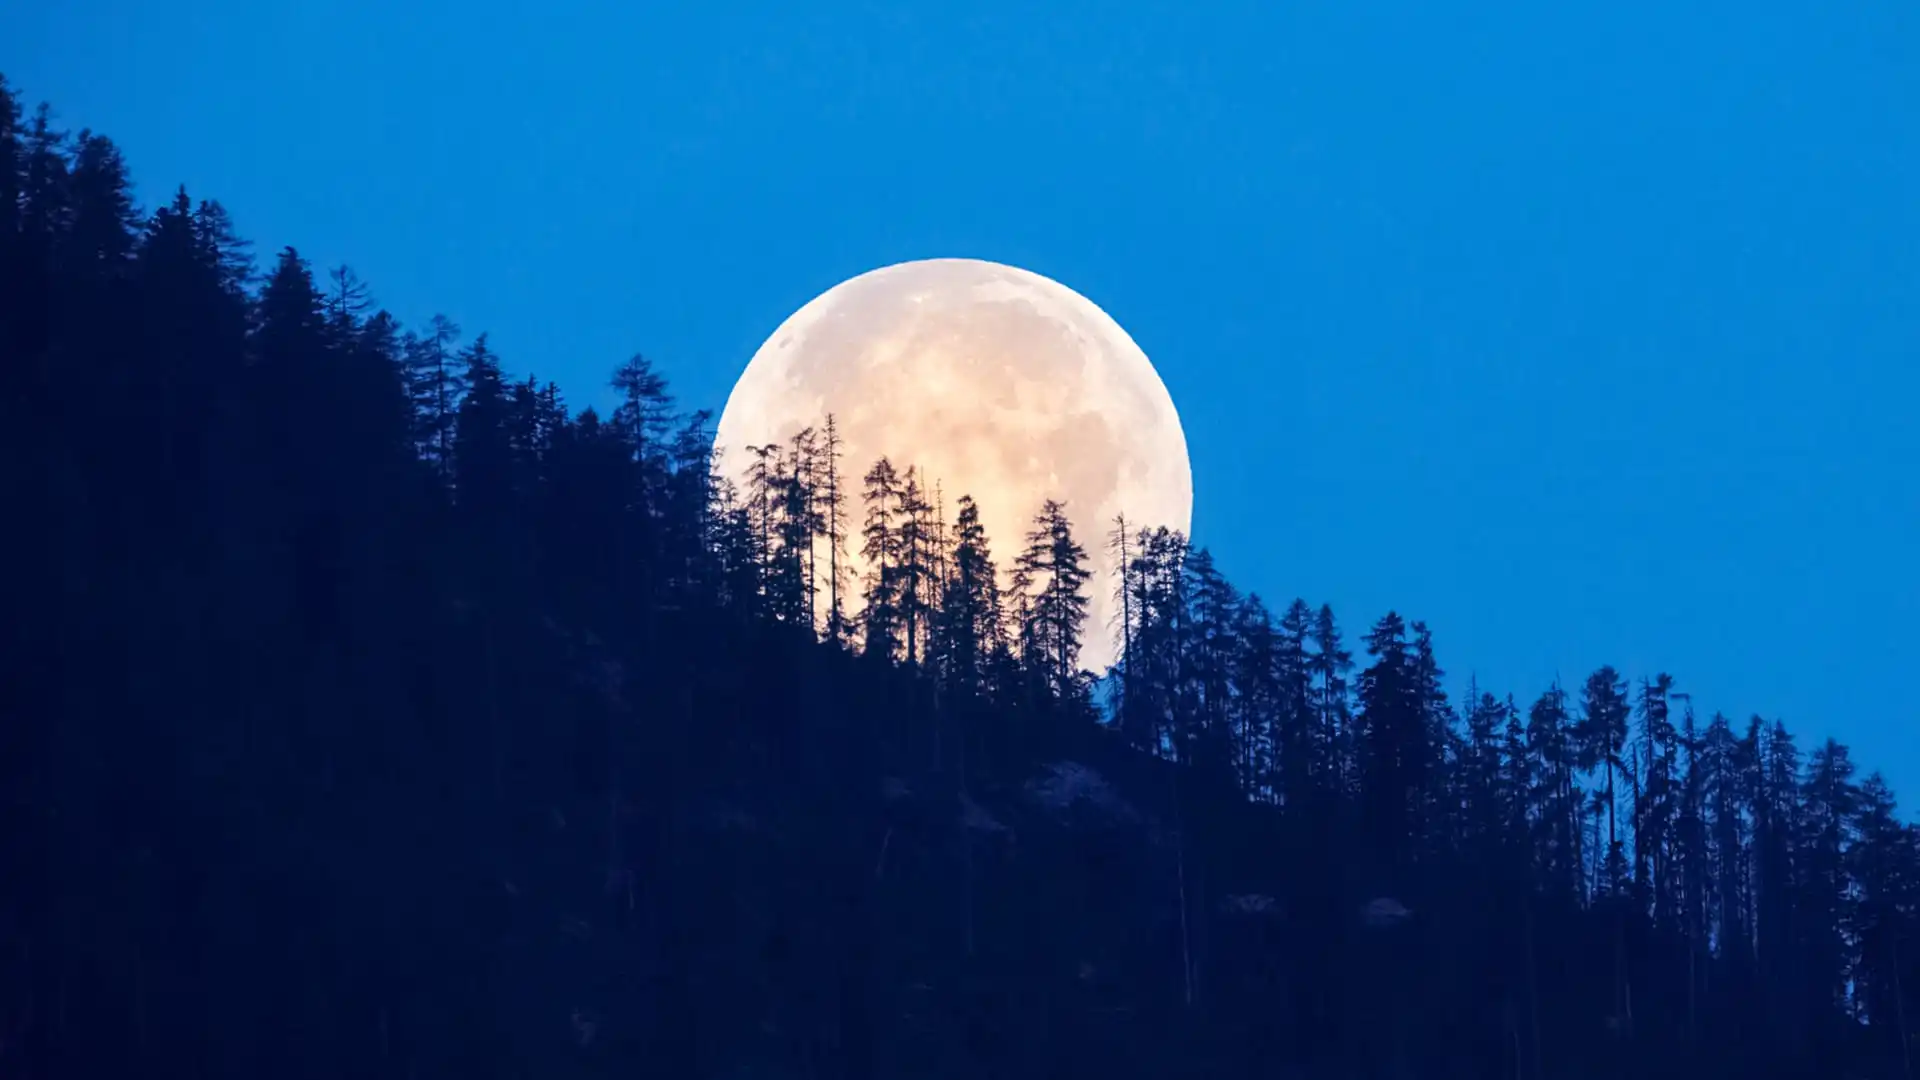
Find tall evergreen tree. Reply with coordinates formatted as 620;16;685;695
1636;673;1680;922
1577;666;1634;895
1013;499;1093;703
1357;612;1425;870
818;414;852;645
897;466;934;663
1308;604;1354;798
860;456;904;660
1273;599;1317;807
403;314;465;475
1527;682;1584;900
935;493;1001;694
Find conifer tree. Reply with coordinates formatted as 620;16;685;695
1755;718;1803;998
1577;666;1633;894
818;415;852;645
768;440;814;627
1014;499;1092;703
1229;595;1283;802
1308;604;1354;797
1635;674;1680;922
1462;687;1507;853
1358;612;1423;868
1527;683;1583;899
1120;526;1187;750
1499;694;1530;853
61;131;138;276
1410;620;1451;855
935;493;1001;694
1849;773;1915;1064
611;352;675;478
860;456;903;659
325;264;372;331
0;76;21;248
1701;712;1750;965
1801;738;1858;1017
19;104;69;248
788;425;822;632
403;314;465;475
1183;547;1239;771
1108;512;1136;685
1274;598;1317;806
897;466;933;663
706;474;763;616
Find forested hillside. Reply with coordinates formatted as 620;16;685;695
3;75;1915;1079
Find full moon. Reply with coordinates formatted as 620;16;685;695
715;257;1192;674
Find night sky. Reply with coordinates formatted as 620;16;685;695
10;1;1917;789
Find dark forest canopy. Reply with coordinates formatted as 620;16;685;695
5;75;1919;1080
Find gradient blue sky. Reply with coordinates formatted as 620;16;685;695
9;2;1918;789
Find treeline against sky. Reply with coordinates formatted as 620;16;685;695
5;73;1920;1079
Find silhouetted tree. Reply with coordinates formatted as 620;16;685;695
934;493;1001;695
860;456;904;659
1014;499;1092;704
818;414;852;645
403;313;465;475
1578;665;1634;895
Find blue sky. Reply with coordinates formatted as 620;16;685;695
9;2;1918;789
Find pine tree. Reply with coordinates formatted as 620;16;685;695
897;466;933;663
860;457;903;660
252;248;334;514
1577;666;1633;895
452;333;515;533
767;437;816;628
1182;547;1239;775
611;351;675;478
190;198;252;296
1274;599;1316;808
1357;612;1423;869
347;310;418;476
788;425;822;633
1108;512;1136;685
402;314;465;476
936;493;1001;694
325;264;372;332
1800;738;1858;1018
1849;773;1916;1066
662;408;717;601
1013;499;1093;703
706;474;763;616
1701;712;1750;967
1526;683;1583;900
1308;604;1354;798
1119;526;1188;751
1752;718;1804;1038
612;353;677;594
1463;687;1507;854
0;75;21;247
1673;691;1710;1029
1636;674;1681;923
19;104;69;246
60;131;138;277
1409;621;1451;857
819;415;852;646
1499;695;1530;856
1230;595;1283;802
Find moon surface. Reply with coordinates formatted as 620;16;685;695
715;257;1192;673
